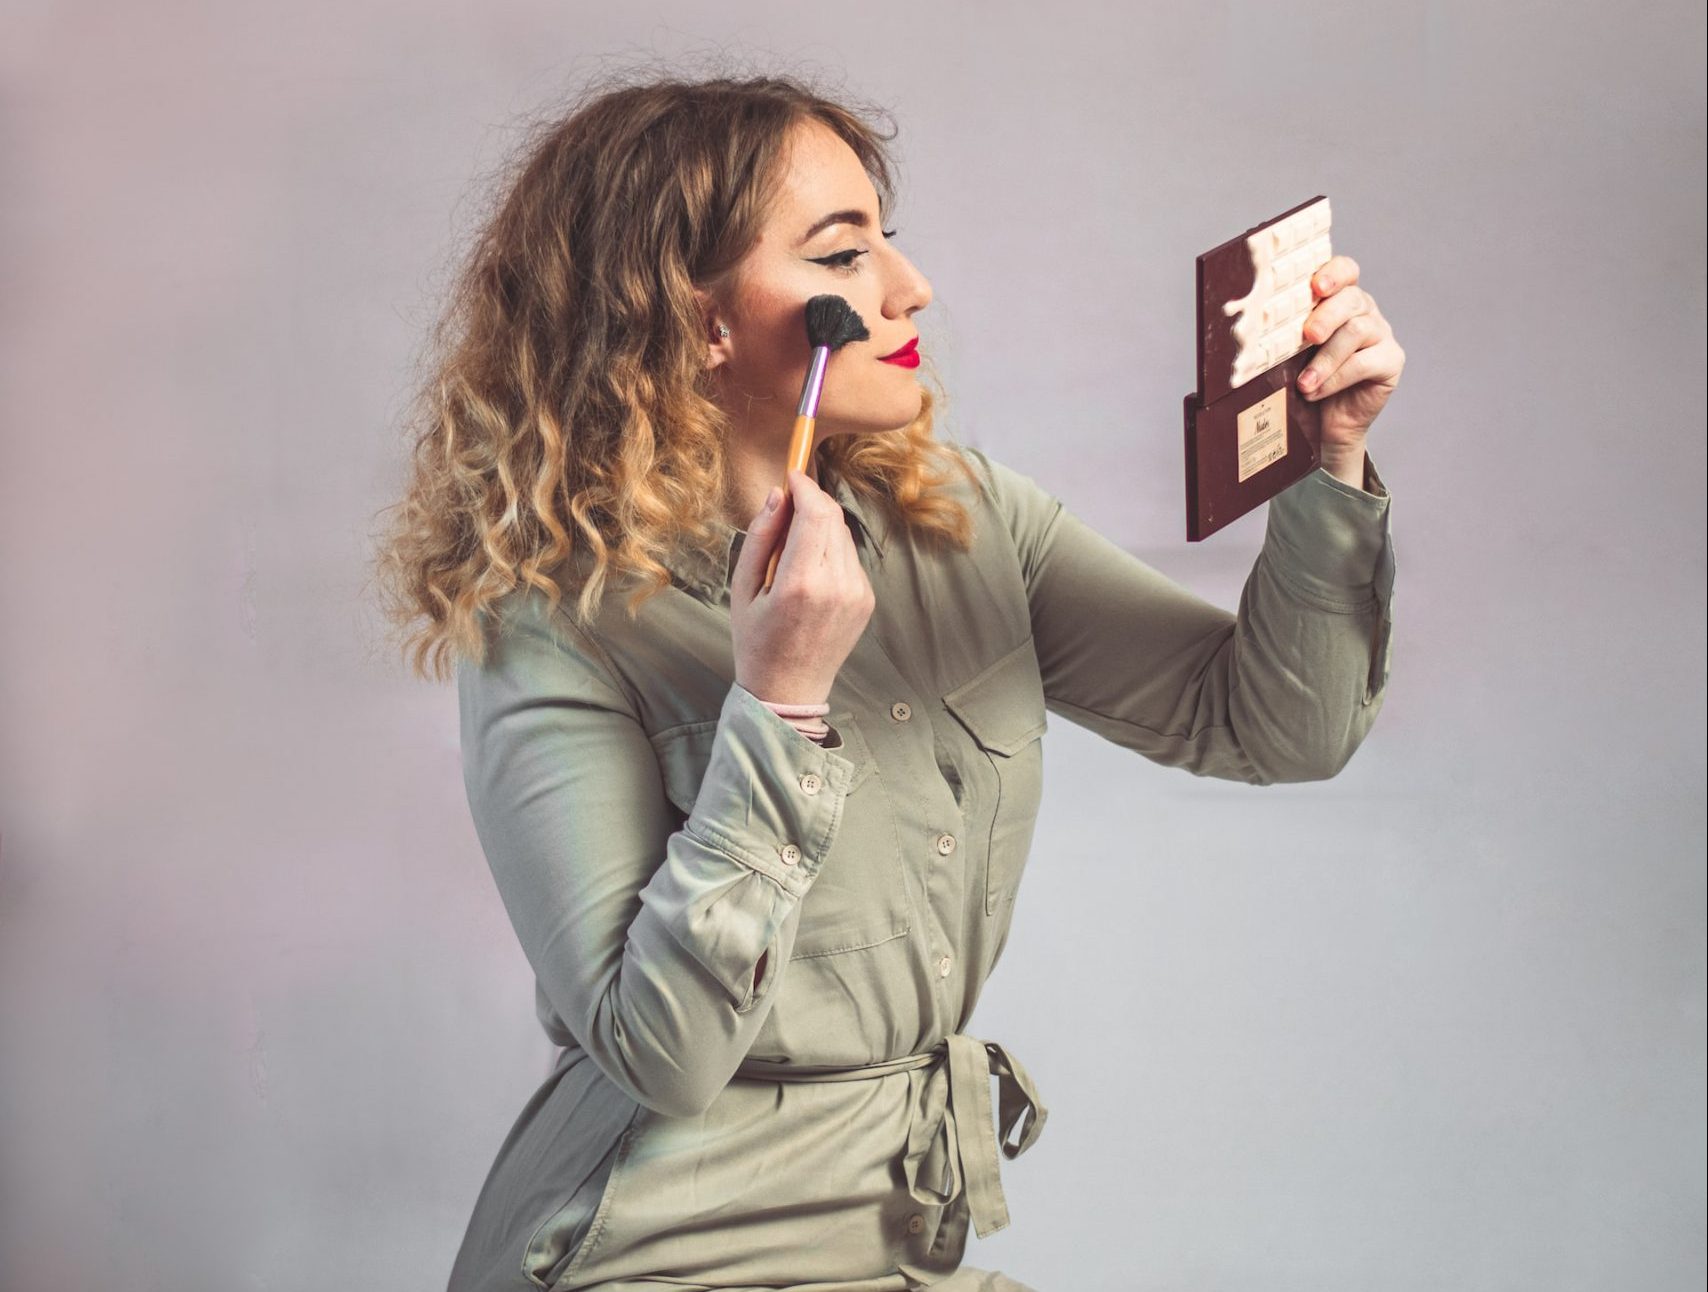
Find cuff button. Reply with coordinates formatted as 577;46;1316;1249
779;843;802;866
799;771;822;795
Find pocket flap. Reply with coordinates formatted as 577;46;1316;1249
652;722;719;816
942;636;1048;756
652;710;875;816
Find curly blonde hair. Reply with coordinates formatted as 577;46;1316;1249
369;66;981;682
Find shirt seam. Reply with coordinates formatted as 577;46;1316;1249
1260;547;1381;614
546;605;643;717
1045;694;1242;749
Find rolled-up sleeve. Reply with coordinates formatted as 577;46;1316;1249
963;444;1396;785
457;599;862;1118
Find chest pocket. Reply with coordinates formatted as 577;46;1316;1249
942;634;1049;915
652;710;910;959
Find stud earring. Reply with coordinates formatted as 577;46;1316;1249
716;324;730;338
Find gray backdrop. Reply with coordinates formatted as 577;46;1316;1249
1;2;1702;1289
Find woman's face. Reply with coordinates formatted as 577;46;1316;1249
700;118;934;448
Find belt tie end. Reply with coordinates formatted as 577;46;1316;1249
902;1031;1048;1239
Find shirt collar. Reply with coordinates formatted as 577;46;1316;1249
664;472;887;601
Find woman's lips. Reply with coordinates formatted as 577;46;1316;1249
879;336;920;367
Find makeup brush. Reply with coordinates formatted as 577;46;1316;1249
762;294;871;592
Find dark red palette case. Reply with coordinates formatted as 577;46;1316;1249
1183;195;1333;541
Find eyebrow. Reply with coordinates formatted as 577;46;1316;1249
795;208;873;248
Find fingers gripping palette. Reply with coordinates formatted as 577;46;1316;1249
1182;195;1333;540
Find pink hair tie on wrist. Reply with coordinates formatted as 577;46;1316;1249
758;698;831;744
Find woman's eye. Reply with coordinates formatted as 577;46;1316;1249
819;249;866;273
811;229;900;275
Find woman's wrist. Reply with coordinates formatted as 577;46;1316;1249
756;697;831;744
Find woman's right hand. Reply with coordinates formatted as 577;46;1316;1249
730;468;875;706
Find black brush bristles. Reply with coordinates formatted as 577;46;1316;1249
804;294;870;351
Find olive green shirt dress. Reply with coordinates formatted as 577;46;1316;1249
446;442;1396;1292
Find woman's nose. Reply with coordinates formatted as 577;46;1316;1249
887;254;932;318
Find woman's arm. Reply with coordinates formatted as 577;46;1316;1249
457;600;860;1118
962;443;1396;784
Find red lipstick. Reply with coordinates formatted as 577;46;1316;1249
879;336;920;367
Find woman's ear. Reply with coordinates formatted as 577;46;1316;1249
694;286;730;372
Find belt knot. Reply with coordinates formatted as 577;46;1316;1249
733;1030;1048;1238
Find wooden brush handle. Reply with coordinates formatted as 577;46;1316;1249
762;413;818;592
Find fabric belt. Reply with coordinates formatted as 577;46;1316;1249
731;1030;1048;1238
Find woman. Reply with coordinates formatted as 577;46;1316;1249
373;70;1403;1292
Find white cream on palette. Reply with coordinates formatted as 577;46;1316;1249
1222;198;1332;392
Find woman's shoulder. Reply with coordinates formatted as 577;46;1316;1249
937;439;1064;559
462;575;632;702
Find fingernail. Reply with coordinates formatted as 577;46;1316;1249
764;486;781;511
1299;368;1318;389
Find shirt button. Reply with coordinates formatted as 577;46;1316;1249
935;832;956;856
906;1212;926;1234
780;843;802;866
937;954;953;978
891;700;912;722
799;771;822;795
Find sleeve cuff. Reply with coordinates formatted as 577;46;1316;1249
682;682;862;898
1261;451;1394;611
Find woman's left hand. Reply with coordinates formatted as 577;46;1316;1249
1297;255;1406;462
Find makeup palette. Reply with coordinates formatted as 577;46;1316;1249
1182;195;1332;540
